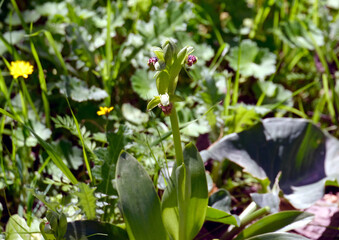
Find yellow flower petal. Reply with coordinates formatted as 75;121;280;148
9;61;34;79
97;106;114;116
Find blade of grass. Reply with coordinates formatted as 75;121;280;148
209;43;228;72
65;98;93;182
102;0;113;106
30;24;50;127
312;95;326;124
19;77;40;120
0;108;78;185
277;105;309;118
268;80;318;112
249;0;275;39
223;76;232;118
43;31;68;74
232;39;242;106
0;34;19;59
322;74;336;122
10;0;28;33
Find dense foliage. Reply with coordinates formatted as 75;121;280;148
0;0;338;239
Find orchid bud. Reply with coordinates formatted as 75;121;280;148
148;57;158;70
186;55;197;67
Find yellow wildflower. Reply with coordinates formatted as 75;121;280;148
9;61;34;79
97;106;114;116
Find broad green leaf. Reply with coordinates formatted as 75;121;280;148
5;215;39;240
75;183;97;220
122;103;149;125
226;40;276;81
201;118;339;208
253;82;293;107
56;76;108;102
131;69;158;100
116;151;168;240
13;121;51;147
183;143;209;239
234;211;313;240
65;220;128;240
162;143;208;240
246;232;310;240
205;207;239;226
0;30;25;55
5;9;40;26
161;169;179;240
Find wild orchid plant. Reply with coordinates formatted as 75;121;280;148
115;40;209;240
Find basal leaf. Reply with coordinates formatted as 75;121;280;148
205;207;239;226
5;215;37;240
201;118;339;208
122;103;149;125
65;220;129;240
234;211;313;240
162;143;208;240
116;152;168;240
246;232;310;240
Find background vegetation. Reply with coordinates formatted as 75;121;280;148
0;0;338;239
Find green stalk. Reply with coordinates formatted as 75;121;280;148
19;77;40;121
169;104;183;166
232;40;242;106
10;0;28;33
104;0;113;106
322;74;336;122
221;205;270;240
30;24;50;128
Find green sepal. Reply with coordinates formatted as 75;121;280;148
152;47;165;62
163;44;173;65
147;96;161;111
156;71;170;94
154;61;166;71
168;46;188;93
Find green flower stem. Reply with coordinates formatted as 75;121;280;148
169;104;184;166
221;205;270;240
19;77;40;121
